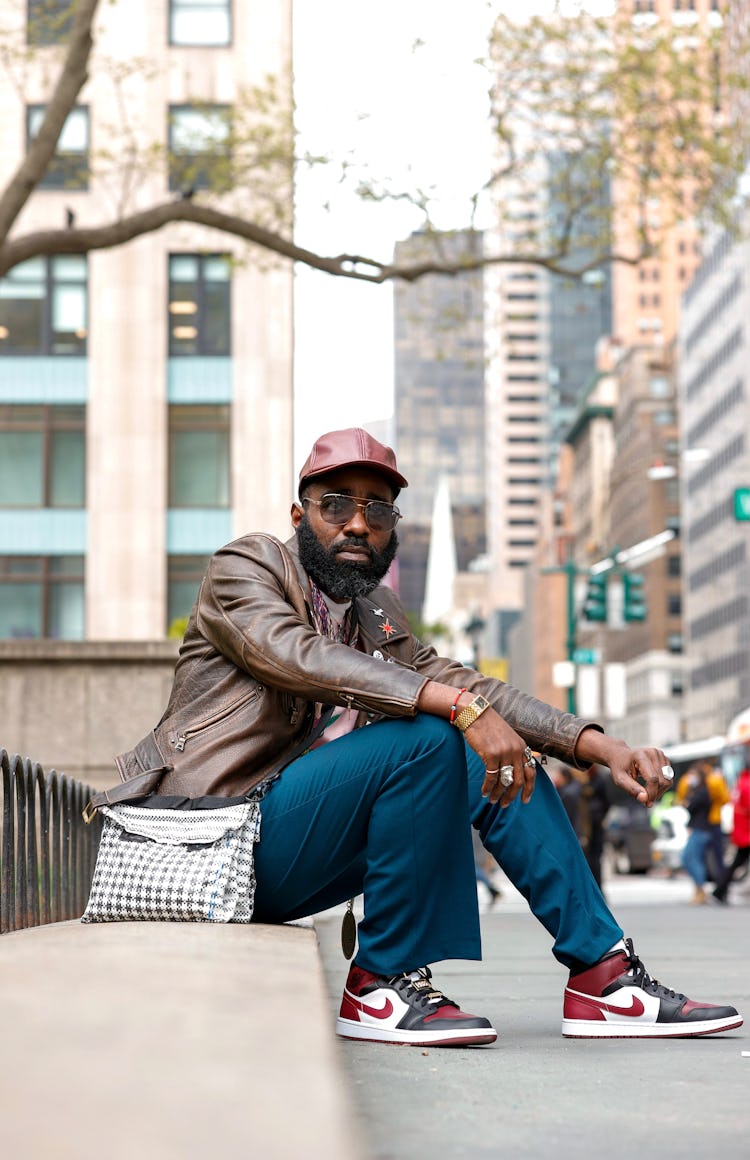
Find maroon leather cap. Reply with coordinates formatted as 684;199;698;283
298;427;408;494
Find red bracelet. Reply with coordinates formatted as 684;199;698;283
449;688;468;725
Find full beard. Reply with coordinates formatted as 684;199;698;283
296;514;398;602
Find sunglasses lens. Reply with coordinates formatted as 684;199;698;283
319;496;357;525
365;502;396;531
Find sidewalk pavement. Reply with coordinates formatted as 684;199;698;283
316;875;750;1160
1;919;364;1160
1;877;746;1160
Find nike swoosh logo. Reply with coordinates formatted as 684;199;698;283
588;993;646;1017
349;994;394;1020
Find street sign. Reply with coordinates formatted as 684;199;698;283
572;648;600;665
734;487;750;521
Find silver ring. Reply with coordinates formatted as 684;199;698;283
523;746;534;762
499;765;514;788
485;768;500;775
661;764;675;782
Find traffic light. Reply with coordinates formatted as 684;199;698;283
623;572;647;622
582;573;608;622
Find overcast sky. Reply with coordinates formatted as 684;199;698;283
291;0;496;467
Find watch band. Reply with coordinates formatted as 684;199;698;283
452;694;491;733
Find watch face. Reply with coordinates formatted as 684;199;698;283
475;696;490;711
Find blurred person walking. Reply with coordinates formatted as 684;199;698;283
680;766;713;905
578;765;611;890
713;765;750;905
553;766;582;837
472;827;502;905
677;761;730;883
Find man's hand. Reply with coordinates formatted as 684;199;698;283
462;707;538;806
574;727;673;806
415;681;537;807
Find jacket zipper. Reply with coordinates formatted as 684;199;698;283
171;687;260;752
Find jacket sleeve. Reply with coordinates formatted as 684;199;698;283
407;635;603;769
195;534;427;715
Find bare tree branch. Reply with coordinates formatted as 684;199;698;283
0;2;744;288
0;197;641;281
0;0;101;240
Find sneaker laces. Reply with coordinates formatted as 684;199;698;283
623;937;685;1002
387;967;459;1010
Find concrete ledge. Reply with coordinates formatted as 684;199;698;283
0;920;362;1160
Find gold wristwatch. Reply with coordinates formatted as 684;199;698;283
452;694;491;733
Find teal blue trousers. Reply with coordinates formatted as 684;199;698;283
252;715;622;976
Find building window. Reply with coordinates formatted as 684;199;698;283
668;594;682;617
168;254;231;355
667;633;683;654
649;376;670;398
0;555;84;639
168;404;230;507
27;105;89;190
169;0;231;46
27;0;73;46
167;554;210;632
0;256;87;356
168;104;231;193
0;405;85;507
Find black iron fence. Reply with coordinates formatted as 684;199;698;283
1;749;101;933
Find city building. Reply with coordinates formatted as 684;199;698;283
603;343;686;745
612;0;723;349
393;229;487;622
678;221;750;740
0;0;294;642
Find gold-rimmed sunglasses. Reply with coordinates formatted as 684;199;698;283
302;493;402;532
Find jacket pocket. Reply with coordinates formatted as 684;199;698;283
168;686;261;753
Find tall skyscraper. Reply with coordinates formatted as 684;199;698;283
678;222;750;740
612;0;724;348
393;229;487;619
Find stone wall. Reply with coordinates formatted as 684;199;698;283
0;641;180;790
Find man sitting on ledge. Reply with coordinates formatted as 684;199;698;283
114;428;742;1045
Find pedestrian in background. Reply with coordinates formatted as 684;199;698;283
680;765;713;905
553;765;582;837
579;765;611;890
677;761;730;882
472;827;502;905
713;764;750;905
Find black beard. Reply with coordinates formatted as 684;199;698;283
296;514;399;601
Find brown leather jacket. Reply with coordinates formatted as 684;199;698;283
114;533;600;798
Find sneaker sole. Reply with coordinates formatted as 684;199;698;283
336;1017;497;1046
561;1014;743;1038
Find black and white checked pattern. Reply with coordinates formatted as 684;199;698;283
82;800;261;924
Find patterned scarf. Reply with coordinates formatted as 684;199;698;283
309;581;358;729
310;580;357;647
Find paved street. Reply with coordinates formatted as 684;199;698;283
316;873;750;1160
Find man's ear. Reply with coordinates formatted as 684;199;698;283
291;501;304;528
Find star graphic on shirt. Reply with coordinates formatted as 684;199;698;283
381;619;396;638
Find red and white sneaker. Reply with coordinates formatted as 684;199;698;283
336;964;497;1046
562;938;743;1038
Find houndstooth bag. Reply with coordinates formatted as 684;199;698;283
81;798;261;924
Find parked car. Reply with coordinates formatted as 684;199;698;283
650;805;690;875
604;803;654;874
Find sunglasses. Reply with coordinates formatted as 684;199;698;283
302;493;402;532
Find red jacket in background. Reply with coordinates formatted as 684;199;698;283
730;769;750;849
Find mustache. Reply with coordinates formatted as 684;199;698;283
333;535;373;558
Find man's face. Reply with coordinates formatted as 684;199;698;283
291;468;399;601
